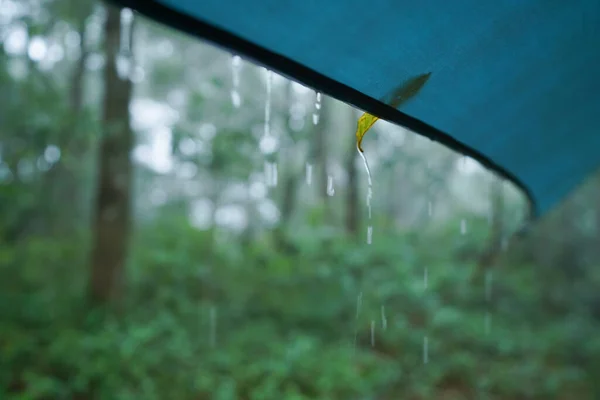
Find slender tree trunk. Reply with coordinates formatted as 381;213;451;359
477;177;505;272
89;5;135;305
48;1;94;234
278;81;300;230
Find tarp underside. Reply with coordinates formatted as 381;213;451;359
146;0;600;215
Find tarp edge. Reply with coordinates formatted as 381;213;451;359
106;0;538;223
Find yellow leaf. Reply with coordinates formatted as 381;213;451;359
355;72;432;152
356;113;380;152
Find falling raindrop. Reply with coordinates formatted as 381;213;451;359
264;161;278;187
460;218;467;235
424;266;428;290
312;91;321;125
115;55;131;80
367;225;373;245
264;69;273;137
423;336;429;364
120;8;134;55
259;135;278;154
427;200;433;217
370;320;375;347
231;55;242;108
326;175;335;196
305;163;312;185
381;305;387;330
117;8;134;80
209;305;217;347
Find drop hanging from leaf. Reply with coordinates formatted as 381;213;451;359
355;72;432;152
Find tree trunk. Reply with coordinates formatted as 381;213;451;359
48;0;94;234
477;177;505;271
89;5;135;305
278;81;299;230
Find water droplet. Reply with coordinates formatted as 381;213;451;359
460;218;467;235
423;336;429;364
367;225;373;245
326;175;335;196
312;91;321;125
231;55;242;108
424;267;428;290
370;320;375;347
264;69;273;137
305;163;312;185
381;305;387;330
259;135;278;154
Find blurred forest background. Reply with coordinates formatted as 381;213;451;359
2;1;600;399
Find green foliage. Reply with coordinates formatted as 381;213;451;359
1;218;599;399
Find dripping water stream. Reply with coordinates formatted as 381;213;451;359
230;55;242;108
357;148;373;245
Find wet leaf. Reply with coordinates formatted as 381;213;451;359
355;113;380;152
356;72;432;152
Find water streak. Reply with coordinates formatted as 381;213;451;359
326;175;335;196
484;312;491;335
381;305;387;330
264;69;273;137
264;161;278;187
423;336;429;364
358;148;374;244
424;266;428;290
231;55;242;108
305;163;312;185
119;8;134;55
312;91;321;125
460;218;467;235
427;201;433;217
117;9;134;80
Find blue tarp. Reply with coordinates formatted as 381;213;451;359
115;0;600;217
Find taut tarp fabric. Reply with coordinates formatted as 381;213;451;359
114;0;600;217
